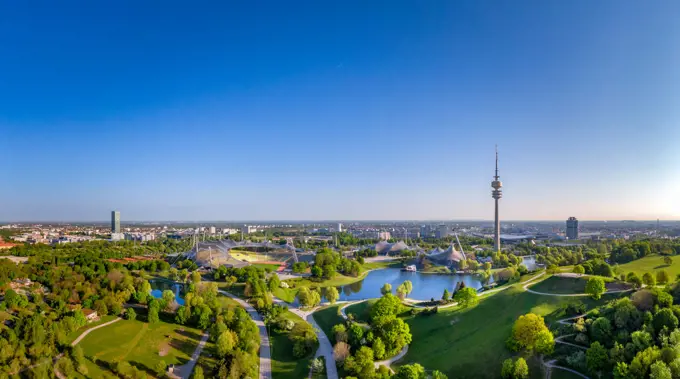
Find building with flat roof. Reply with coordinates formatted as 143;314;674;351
111;211;120;234
566;217;579;240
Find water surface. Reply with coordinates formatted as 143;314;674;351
149;279;185;306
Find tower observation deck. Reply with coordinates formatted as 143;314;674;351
491;147;502;252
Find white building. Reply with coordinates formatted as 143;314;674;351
337;223;343;233
209;226;216;234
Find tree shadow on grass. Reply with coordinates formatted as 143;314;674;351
653;264;671;270
168;337;197;358
175;328;203;342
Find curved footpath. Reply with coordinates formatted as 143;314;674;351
272;298;339;379
219;290;272;379
545;313;591;378
374;345;409;371
523;274;634;297
170;332;210;379
70;317;122;346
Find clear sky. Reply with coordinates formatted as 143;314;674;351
2;1;680;222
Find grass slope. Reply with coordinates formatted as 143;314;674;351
344;300;375;324
66;315;118;344
284;272;369;289
79;319;204;376
271;310;318;379
397;278;623;379
617;254;680;278
312;304;345;341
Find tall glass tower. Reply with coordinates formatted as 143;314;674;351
111;211;120;234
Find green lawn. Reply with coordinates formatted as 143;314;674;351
66;315;118;344
396;281;624;379
271;310;318;379
361;260;404;271
78;319;204;376
312;304;345;341
284;271;369;289
273;286;299;303
344;300;375;324
253;263;282;271
217;282;246;297
617;254;680;279
528;275;627;295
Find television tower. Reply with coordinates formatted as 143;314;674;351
491;146;503;252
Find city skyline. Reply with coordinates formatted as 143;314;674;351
2;2;680;221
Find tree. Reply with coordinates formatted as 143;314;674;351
311;265;323;278
373;337;386;360
501;359;514;379
333;341;350;362
332;324;348;343
124;307;137;320
191;271;201;284
192;366;204;379
394;363;426;379
657;270;670;285
175;305;191;325
431;371;448;379
453;287;478;308
268;274;281;292
148;303;160;324
590;317;612;343
370;293;402;321
350;346;375;378
326;286;339;304
573;265;585;275
650;360;672;379
653;308;679;335
162;290;176;310
586;341;609;374
664;256;673;266
217;330;236;357
155;360;167;376
442;289;451;302
297;287;321;308
513;358;529;379
381;283;392;295
585;277;606;300
613;362;629;379
643;272;656;287
509;313;555;355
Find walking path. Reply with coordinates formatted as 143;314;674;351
272;298;339;379
374;345;409;371
71;317;122;346
219;290;272;379
544;359;590;379
169;332;210;379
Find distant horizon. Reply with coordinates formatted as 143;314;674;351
2;218;678;224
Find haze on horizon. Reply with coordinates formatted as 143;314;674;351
2;1;680;222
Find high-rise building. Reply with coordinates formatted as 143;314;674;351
436;224;449;239
566;217;579;239
491;147;503;252
209;226;216;234
337;223;343;233
111;211;120;234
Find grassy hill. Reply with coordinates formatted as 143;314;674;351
395;276;625;379
617;254;680;279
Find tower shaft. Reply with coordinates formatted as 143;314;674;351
491;146;503;253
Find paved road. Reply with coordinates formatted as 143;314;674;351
219;290;272;379
71;317;122;346
171;332;210;379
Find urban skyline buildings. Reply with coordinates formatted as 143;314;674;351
111;211;120;234
491;148;503;252
566;217;579;240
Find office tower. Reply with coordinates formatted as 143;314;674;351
566;217;579;239
337;223;343;233
111;211;120;234
491;147;503;252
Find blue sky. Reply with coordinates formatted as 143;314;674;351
2;1;680;221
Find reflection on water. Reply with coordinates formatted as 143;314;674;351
333;268;486;301
521;255;538;271
149;280;185;306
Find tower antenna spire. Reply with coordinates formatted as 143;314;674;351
495;145;499;180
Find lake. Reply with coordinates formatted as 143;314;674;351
334;268;486;301
149;279;185;306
